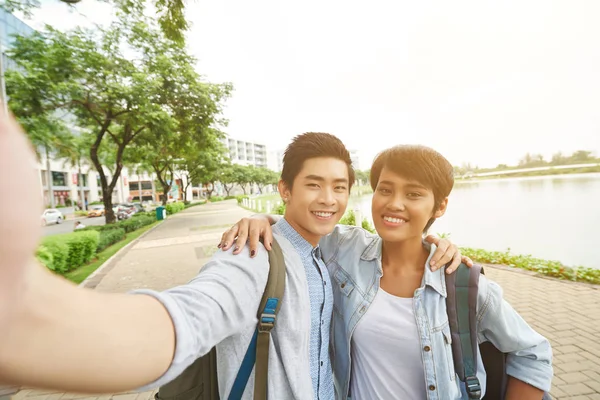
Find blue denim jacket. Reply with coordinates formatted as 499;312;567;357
319;225;553;400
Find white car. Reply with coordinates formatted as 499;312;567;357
41;209;64;226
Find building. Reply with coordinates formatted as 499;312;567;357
267;149;284;172
223;136;268;168
350;150;361;170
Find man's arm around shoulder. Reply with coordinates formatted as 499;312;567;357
0;247;269;394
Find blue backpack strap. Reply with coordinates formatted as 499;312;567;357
445;263;483;399
228;240;286;400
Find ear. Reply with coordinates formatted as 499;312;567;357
433;197;448;218
278;179;291;203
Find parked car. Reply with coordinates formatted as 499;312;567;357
87;204;105;217
41;209;64;226
116;203;136;220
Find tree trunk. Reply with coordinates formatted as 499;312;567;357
240;184;247;195
78;159;86;211
45;146;55;208
205;182;214;199
161;185;171;205
223;184;233;196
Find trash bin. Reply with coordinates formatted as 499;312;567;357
156;206;167;221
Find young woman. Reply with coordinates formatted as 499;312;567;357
221;145;553;399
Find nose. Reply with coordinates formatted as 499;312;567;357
386;193;405;211
318;187;336;206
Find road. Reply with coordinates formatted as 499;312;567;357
42;216;106;236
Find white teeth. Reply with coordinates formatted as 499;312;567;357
313;212;334;218
383;216;405;224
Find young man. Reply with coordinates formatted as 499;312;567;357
0;119;466;399
222;145;553;399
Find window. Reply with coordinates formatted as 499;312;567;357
52;171;66;187
129;182;140;191
141;181;152;190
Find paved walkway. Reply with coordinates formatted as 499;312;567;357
13;200;600;399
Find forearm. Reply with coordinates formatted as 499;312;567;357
506;376;544;399
0;264;175;393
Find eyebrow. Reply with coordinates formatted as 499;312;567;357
378;180;428;190
304;175;349;184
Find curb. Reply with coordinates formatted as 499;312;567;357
79;221;164;289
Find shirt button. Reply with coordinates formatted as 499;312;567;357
428;385;436;391
423;346;431;352
320;361;324;366
324;281;327;286
341;283;346;288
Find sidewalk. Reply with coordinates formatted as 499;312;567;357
13;200;600;399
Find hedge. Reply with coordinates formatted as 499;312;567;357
166;202;185;215
39;231;100;273
97;228;126;252
118;215;155;233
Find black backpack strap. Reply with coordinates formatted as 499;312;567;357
445;263;483;399
228;239;286;400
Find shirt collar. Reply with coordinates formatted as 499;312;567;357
361;237;447;297
273;218;317;259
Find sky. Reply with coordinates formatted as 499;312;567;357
21;0;600;170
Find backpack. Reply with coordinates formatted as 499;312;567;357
445;263;551;400
155;239;286;400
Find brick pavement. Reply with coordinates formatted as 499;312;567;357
12;200;600;399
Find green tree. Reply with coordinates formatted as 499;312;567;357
6;14;230;222
219;162;237;197
1;0;190;44
232;164;251;195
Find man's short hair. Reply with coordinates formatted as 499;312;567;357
281;132;355;190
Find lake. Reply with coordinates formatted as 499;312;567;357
349;173;600;269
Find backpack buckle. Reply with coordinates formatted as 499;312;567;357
259;313;276;332
465;376;481;399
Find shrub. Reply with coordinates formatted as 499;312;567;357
40;231;100;273
36;245;54;270
166;202;185;215
118;215;155;233
210;196;225;202
97;228;126;251
273;203;286;215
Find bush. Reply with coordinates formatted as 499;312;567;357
79;224;122;233
75;210;88;217
274;203;286;215
40;231;100;273
97;228;126;251
89;201;103;205
225;195;237;200
166;202;185;215
236;195;249;204
118;215;155;233
209;196;225;202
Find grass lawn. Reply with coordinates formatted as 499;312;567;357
65;221;161;284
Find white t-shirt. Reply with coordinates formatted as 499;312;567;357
350;289;427;400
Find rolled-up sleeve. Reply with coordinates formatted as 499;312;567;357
132;246;270;391
476;276;553;392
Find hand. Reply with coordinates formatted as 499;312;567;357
424;235;474;274
218;215;273;257
0;113;43;330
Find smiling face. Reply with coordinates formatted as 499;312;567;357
369;145;454;243
372;167;448;243
280;157;350;246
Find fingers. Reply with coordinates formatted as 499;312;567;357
446;250;462;274
218;222;241;251
462;256;474;267
428;237;448;270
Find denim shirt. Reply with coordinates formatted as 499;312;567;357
319;225;553;400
